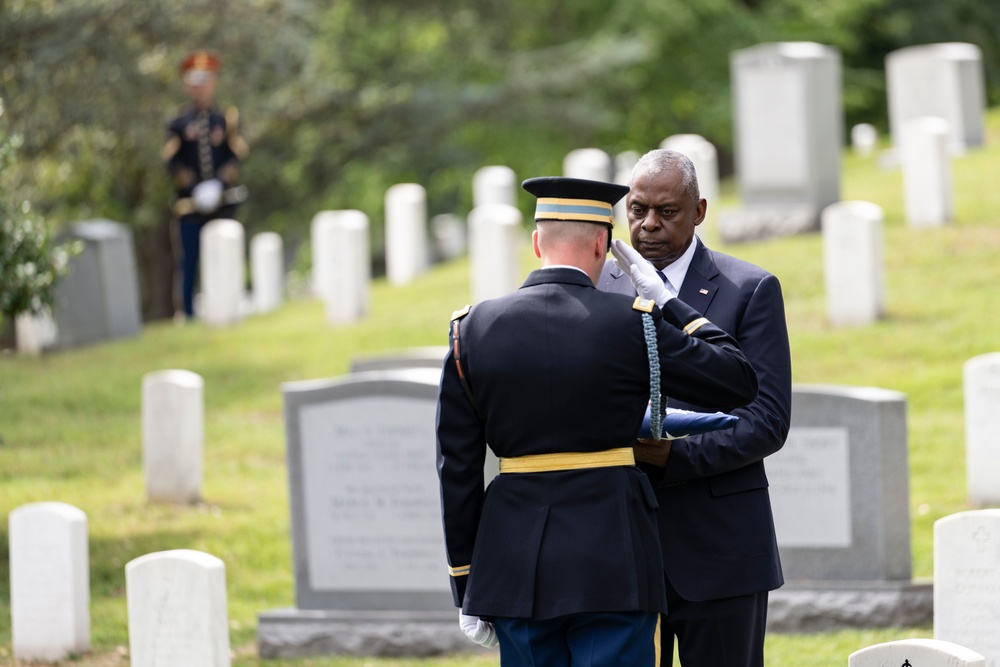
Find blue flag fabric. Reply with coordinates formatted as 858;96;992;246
639;406;739;440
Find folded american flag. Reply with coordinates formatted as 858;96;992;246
639;407;739;440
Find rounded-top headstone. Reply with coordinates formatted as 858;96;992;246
384;183;429;286
126;549;230;667
473;165;517;208
9;502;90;662
141;369;204;504
849;638;986;666
563;148;611;182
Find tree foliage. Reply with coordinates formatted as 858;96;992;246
1;0;997;320
0;106;78;324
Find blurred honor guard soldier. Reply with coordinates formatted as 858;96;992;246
599;149;791;667
162;50;249;319
436;176;759;667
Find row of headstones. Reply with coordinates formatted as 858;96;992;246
722;40;984;242
8;502;230;664
313;140;712;324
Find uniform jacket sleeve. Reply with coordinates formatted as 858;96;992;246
652;297;759;411
435;336;486;607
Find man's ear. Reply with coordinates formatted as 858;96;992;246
695;198;708;226
532;229;541;259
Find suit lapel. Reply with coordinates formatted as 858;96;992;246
677;239;719;316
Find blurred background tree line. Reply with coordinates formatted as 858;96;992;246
1;0;997;321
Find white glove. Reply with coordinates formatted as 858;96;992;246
192;178;224;214
459;612;499;648
611;239;673;306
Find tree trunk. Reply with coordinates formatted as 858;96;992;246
134;217;177;322
0;314;17;351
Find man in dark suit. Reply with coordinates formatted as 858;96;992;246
437;176;759;667
599;149;791;667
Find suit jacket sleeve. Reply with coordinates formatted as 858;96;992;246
659;273;791;483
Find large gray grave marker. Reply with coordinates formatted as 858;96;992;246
934;510;1000;665
9;502;90;662
51;219;142;349
768;385;910;580
887;42;986;153
721;42;842;243
850;639;986;667
764;385;930;633
964;353;1000;506
258;369;472;657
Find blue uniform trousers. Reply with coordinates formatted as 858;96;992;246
494;611;660;667
176;213;206;317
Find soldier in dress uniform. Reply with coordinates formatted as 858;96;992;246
162;49;249;319
436;176;760;667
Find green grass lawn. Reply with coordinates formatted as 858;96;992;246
4;112;1000;666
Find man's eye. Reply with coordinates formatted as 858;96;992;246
630;206;646;215
656;207;676;218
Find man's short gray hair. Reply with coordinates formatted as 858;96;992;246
630;149;701;202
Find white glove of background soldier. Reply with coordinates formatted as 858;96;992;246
192;178;224;214
611;239;673;307
459;612;499;648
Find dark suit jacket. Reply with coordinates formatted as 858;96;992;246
598;238;790;601
437;267;759;619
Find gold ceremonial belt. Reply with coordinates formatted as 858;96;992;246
499;447;635;474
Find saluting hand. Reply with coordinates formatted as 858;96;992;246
611;240;673;307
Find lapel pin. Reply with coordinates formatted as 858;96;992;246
699;288;709;295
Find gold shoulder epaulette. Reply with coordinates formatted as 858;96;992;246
632;297;655;313
683;317;710;335
451;304;472;321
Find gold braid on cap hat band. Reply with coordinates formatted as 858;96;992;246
534;197;613;223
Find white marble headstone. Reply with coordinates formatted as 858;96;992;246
322;210;371;325
887;42;986;153
9;502;90;662
851;123;878;157
142;369;204;504
200;219;246;327
934;510;1000;666
965;354;1000;506
660;134;720;223
613;151;640;223
900;116;953;228
384;183;429;286
849;638;985;667
250;231;283;314
821;201;885;327
126;549;231;667
469;203;522;304
473;166;517;208
563;148;611;182
311;211;338;300
431;214;467;261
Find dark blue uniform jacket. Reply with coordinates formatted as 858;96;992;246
436;267;758;620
